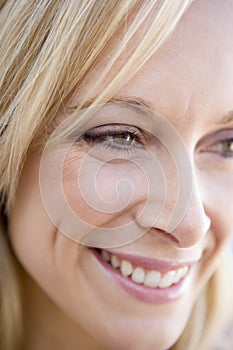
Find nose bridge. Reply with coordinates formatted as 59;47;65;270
153;122;212;247
133;124;211;247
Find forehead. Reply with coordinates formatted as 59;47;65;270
145;0;233;92
74;0;233;129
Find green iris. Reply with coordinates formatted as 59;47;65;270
112;132;134;146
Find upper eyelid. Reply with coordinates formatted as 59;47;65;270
83;123;142;133
80;124;147;141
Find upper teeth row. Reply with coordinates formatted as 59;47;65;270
101;250;189;289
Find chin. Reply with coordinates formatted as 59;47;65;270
94;326;186;350
74;302;192;350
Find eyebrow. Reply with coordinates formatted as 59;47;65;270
73;95;155;117
219;111;233;125
112;95;154;109
107;95;156;117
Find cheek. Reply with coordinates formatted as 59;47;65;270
8;152;54;262
7;153;83;292
62;152;149;227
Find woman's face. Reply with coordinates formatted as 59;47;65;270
8;1;233;350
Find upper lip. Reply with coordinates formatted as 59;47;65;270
102;249;201;273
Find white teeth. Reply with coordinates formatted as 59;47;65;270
111;255;120;268
174;267;187;283
101;250;189;289
181;266;189;278
144;270;161;288
101;250;110;262
159;270;176;288
120;260;133;277
131;267;145;284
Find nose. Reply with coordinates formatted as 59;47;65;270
135;172;211;249
158;181;211;248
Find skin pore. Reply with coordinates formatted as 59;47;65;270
7;1;233;350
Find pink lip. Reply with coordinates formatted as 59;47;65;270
91;249;195;304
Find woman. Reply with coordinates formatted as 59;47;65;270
1;0;233;349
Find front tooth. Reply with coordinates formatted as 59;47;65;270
144;270;161;288
131;267;145;284
101;250;110;262
120;260;133;277
159;270;176;288
111;255;120;268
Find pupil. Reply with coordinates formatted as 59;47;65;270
113;133;133;145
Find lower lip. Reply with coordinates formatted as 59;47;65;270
91;249;192;304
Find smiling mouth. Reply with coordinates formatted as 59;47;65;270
99;249;189;289
90;248;195;303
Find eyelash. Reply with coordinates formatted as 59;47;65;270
80;124;146;155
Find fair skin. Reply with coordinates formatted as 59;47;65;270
8;1;233;350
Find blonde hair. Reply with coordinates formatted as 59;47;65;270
0;0;232;349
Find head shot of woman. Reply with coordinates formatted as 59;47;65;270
1;1;233;349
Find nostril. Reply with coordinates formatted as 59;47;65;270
164;232;180;245
149;228;180;246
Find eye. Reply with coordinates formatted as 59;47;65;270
79;124;146;155
203;137;233;158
